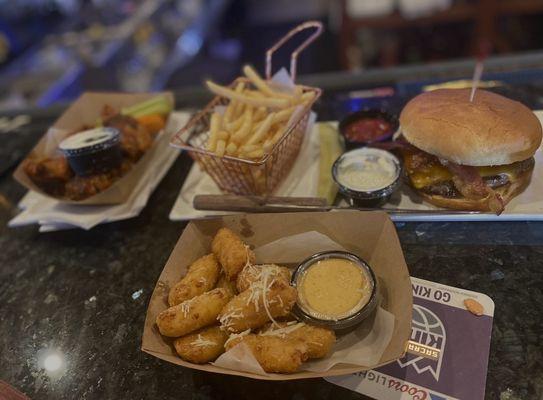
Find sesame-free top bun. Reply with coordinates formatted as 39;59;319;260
400;88;542;166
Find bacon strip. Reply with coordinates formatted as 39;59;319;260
374;140;506;214
440;160;504;214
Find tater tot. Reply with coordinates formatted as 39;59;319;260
216;273;237;297
173;326;228;364
225;334;308;373
236;264;291;293
156;288;232;337
260;322;335;359
211;228;255;281
168;254;221;307
218;279;296;333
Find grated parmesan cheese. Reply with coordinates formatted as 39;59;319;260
242;267;282;328
180;298;194;316
219;308;245;328
260;322;305;338
243;245;253;270
190;334;217;347
225;329;251;347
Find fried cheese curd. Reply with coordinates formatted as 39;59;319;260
215;273;238;297
156;288;232;337
218;277;296;333
168;254;221;307
173;326;228;364
259;322;335;359
212;228;255;281
225;333;308;373
236;264;291;293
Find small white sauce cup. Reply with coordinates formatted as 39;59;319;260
332;147;402;207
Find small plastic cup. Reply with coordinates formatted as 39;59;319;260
59;127;122;176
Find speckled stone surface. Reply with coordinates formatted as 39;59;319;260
0;136;542;400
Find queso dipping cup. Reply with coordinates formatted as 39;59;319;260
332;147;402;208
291;250;378;332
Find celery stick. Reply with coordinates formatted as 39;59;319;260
121;96;164;115
128;102;172;118
121;95;172;117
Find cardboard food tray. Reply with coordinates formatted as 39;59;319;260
142;211;413;380
13;91;174;205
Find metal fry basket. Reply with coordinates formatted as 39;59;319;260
170;21;323;195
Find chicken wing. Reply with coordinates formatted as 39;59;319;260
23;157;73;196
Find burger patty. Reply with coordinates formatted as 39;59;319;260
419;158;534;198
422;174;509;197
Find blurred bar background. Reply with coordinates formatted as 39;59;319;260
1;0;543;113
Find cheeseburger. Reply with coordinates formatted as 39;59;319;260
399;88;542;214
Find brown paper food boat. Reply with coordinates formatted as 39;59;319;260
142;211;413;380
13;91;174;205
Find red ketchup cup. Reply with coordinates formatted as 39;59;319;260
339;109;399;150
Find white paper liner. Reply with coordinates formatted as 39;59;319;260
213;342;266;375
254;231;345;264
211;231;395;376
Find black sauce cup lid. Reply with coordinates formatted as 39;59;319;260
59;127;120;157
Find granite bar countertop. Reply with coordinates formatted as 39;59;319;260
1;73;543;399
1;151;542;400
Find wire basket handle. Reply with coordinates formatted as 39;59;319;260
265;20;323;82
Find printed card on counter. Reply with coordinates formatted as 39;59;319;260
326;277;494;400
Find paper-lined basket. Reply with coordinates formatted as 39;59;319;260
13;91;174;205
142;211;412;380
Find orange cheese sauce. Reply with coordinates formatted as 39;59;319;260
298;258;371;320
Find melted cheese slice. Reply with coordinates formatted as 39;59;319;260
405;153;520;189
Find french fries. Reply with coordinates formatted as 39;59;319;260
206;81;289;109
204;65;314;160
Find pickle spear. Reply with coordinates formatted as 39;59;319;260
317;123;344;205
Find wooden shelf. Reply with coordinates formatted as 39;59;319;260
340;0;543;69
347;4;477;30
498;0;543;15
